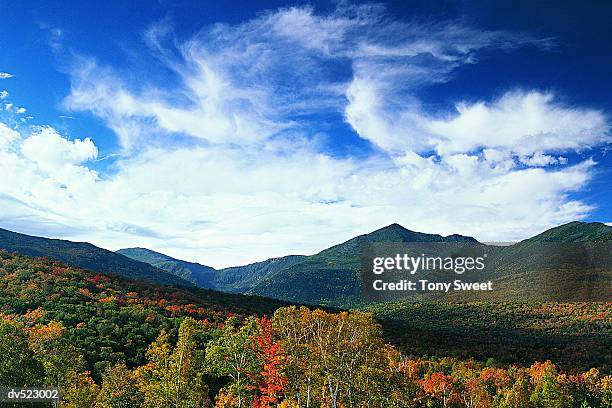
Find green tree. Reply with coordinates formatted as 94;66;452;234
530;375;574;408
205;316;259;407
0;319;44;387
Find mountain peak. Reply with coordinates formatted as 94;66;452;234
368;223;479;243
315;224;480;256
386;222;405;229
375;223;411;234
118;247;175;261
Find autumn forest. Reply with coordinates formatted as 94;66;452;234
0;251;610;407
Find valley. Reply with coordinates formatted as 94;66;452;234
0;221;610;405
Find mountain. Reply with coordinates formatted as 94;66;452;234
241;222;611;305
117;247;307;293
115;224;479;305
0;228;190;286
113;222;612;306
522;221;612;242
215;255;307;293
247;224;480;305
117;247;217;288
461;221;612;302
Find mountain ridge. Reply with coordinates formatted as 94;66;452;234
118;221;612;305
0;227;191;287
118;223;480;301
117;247;217;288
245;223;483;304
522;221;612;243
122;221;612;307
3;221;610;306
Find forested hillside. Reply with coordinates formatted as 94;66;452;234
117;247;217;288
214;255;308;293
0;251;288;381
118;247;307;293
369;301;611;373
0;228;189;286
118;222;611;306
1;251;610;407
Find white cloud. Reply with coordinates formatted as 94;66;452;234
66;6;546;151
0;90;8;99
0;5;609;267
345;85;609;158
64;53;289;149
519;151;567;167
0;72;13;79
0;118;599;267
426;91;608;156
0;123;19;149
0;124;99;238
20;127;98;172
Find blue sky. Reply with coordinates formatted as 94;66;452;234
0;1;610;266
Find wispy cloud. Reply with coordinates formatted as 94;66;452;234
65;5;552;151
0;73;13;79
347;88;609;155
39;23;64;51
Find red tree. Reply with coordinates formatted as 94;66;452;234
246;316;287;407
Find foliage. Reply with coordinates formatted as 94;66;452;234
0;319;45;387
0;251;289;380
369;301;611;373
205;316;260;406
0;251;609;407
0;304;610;407
135;317;209;407
244;316;287;407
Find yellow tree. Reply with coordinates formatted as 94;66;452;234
272;307;394;407
136;317;209;407
61;370;100;408
97;363;144;407
272;307;320;407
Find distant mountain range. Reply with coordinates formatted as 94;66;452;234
116;247;217;288
0;228;191;286
119;221;612;306
1;222;610;306
240;223;482;305
117;248;307;293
